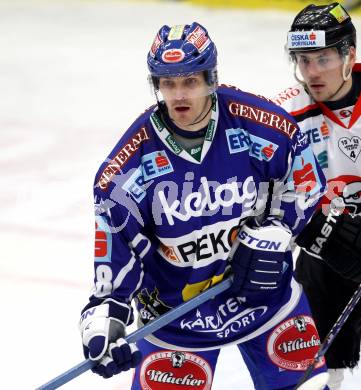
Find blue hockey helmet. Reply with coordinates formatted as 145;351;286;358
147;22;217;86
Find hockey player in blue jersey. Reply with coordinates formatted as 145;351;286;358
79;22;329;389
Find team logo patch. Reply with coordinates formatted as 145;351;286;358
225;128;278;161
319;175;361;216
267;315;325;371
162;49;185;63
338;136;361;162
140;350;212;389
137;287;171;323
141;150;174;180
339;109;352;119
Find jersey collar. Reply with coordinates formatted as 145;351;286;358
150;94;219;164
317;93;361;129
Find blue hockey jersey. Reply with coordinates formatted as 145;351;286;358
90;85;326;350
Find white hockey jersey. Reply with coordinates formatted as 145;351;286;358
272;65;361;215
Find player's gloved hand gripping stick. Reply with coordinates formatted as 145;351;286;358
36;223;292;389
230;224;292;294
36;276;233;390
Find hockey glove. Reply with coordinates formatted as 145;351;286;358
231;224;291;295
79;298;142;378
296;209;361;282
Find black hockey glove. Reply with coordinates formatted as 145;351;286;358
296;208;361;282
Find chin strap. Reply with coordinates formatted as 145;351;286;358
186;94;214;126
342;54;352;81
156;94;214;129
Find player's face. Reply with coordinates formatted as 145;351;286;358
295;47;355;102
159;73;211;128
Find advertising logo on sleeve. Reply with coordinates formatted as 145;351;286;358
140;350;213;390
272;87;301;106
267;315;325;371
142;151;174;180
98;127;150;190
225;128;278;161
121;166;147;203
288;147;321;196
94;216;112;263
228;102;298;139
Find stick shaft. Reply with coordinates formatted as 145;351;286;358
36;277;232;390
296;283;361;388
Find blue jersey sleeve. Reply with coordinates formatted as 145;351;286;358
87;115;156;325
259;110;327;235
222;87;327;236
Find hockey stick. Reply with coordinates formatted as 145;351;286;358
296;282;361;388
36;276;232;390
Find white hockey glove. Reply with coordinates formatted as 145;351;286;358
231;224;291;295
79;298;142;378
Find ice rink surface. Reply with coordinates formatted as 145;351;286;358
1;0;361;388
